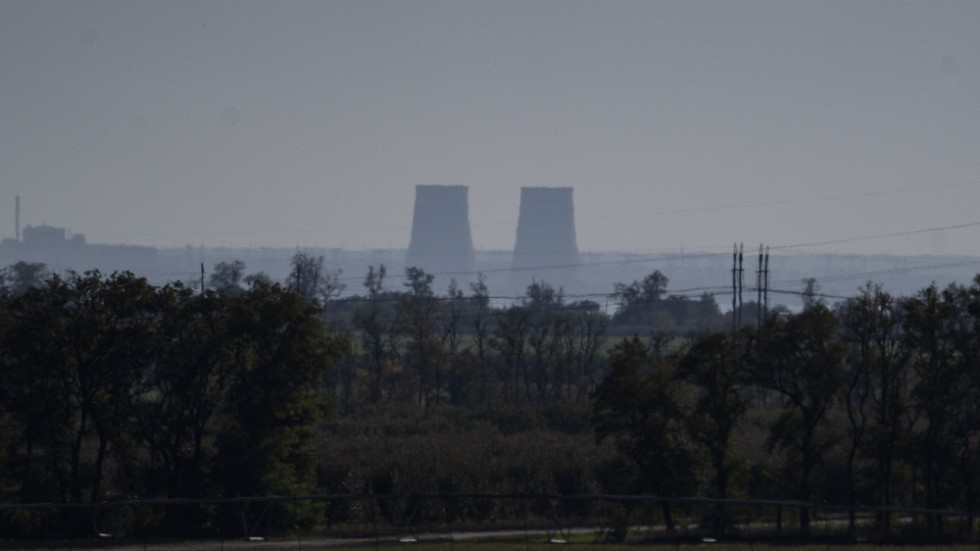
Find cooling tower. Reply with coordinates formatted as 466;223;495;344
406;185;474;276
512;187;579;282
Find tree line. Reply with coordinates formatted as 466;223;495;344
3;255;980;540
595;278;980;537
0;265;343;532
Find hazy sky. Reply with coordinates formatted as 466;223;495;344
1;1;978;255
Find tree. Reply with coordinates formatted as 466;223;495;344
469;274;493;404
397;267;443;406
902;283;965;532
523;281;563;402
216;281;344;529
138;285;236;503
836;283;909;533
946;277;980;521
609;271;725;334
751;305;846;534
0;275;75;503
287;251;344;304
593;337;694;531
676;332;750;534
243;271;272;287
364;264;386;298
1;271;161;504
0;268;351;534
441;279;469;405
801;277;823;310
208;260;246;294
641;271;669;302
493;304;530;404
612;270;668;312
2;261;48;296
353;265;395;404
561;302;608;400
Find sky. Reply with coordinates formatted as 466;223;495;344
1;1;979;256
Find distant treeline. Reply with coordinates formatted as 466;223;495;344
2;257;980;540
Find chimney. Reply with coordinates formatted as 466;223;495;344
512;186;579;282
406;185;475;277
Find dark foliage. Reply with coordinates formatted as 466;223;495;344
3;263;980;542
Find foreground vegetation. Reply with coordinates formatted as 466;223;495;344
5;540;980;551
3;256;980;542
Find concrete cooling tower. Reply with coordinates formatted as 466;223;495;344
406;185;474;276
511;187;579;285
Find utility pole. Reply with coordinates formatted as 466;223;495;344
200;262;205;294
757;244;764;327
763;246;770;317
732;243;738;338
737;243;744;329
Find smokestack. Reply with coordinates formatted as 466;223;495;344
15;195;20;241
512;186;579;282
406;185;474;277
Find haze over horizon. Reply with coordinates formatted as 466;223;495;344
2;1;979;256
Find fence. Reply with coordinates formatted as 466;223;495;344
2;494;978;547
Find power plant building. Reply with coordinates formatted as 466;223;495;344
0;224;157;277
406;185;475;277
511;186;579;286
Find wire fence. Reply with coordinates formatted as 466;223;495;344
2;494;978;547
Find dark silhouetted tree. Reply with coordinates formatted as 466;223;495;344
752;306;846;535
287;251;344;304
208;260;246;294
398;267;442;406
3;261;48;296
593;337;694;531
676;331;750;534
801;277;823;310
216;281;343;529
837;282;909;533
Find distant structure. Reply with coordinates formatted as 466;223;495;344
22;224;84;249
15;195;20;242
406;185;474;277
512;187;579;284
0;223;157;276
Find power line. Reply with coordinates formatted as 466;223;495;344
74;179;980;240
8;213;980;276
770;220;980;252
